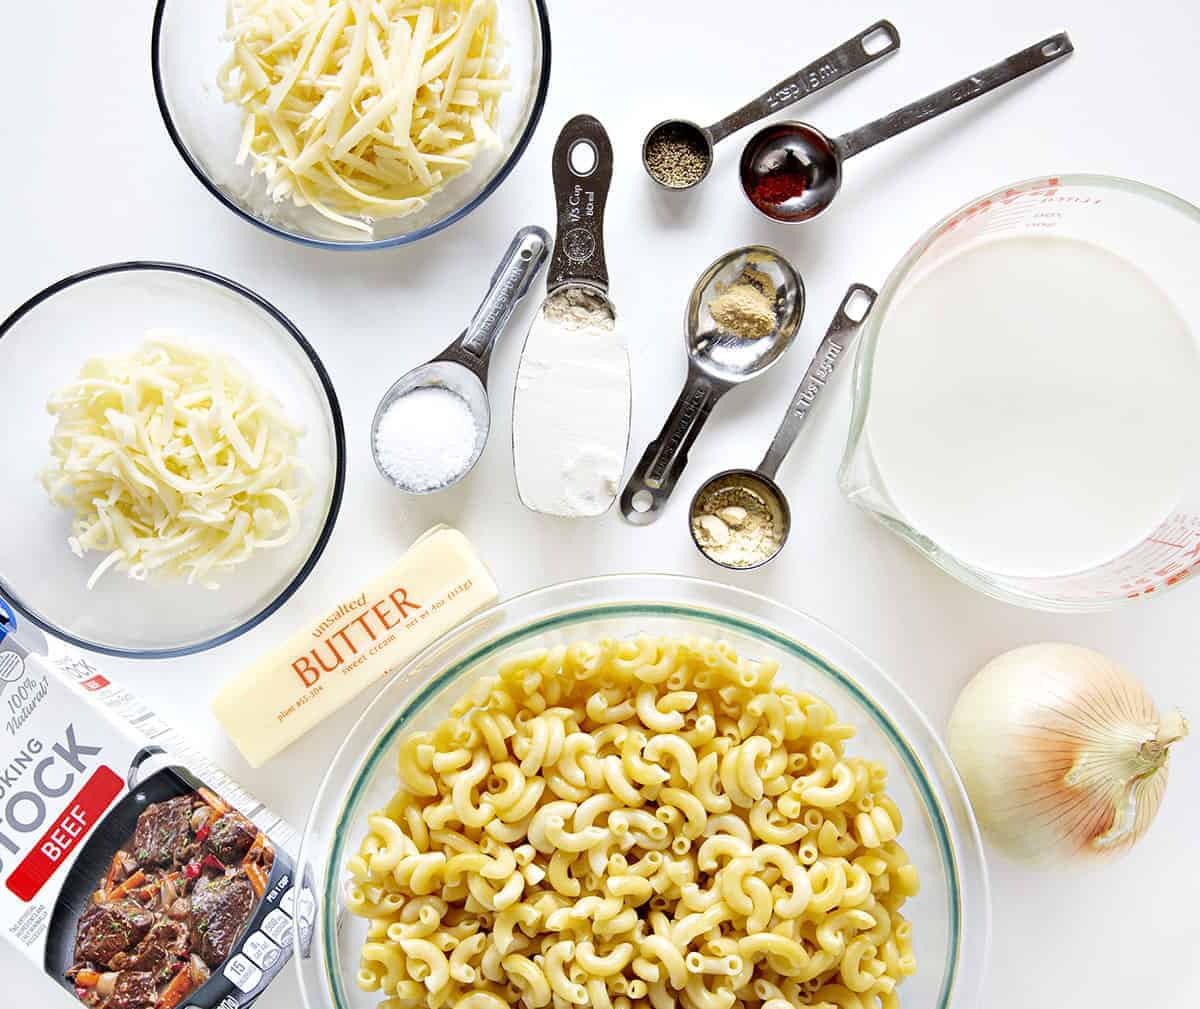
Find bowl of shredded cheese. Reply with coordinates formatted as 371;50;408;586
0;262;345;657
152;0;551;248
296;576;991;1009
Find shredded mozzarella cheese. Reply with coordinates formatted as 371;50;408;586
218;0;510;234
41;335;310;589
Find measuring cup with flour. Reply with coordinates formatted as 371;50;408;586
512;115;629;518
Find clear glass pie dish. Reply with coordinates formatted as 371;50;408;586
294;575;990;1009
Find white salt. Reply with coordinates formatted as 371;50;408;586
375;386;479;491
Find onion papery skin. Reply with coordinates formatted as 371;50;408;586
948;643;1177;865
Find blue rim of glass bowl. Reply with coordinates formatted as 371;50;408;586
305;582;979;1009
0;260;347;659
150;0;553;251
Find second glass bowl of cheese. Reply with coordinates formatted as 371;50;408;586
152;0;551;249
0;262;345;657
296;576;990;1009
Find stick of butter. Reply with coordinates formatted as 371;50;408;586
211;526;498;767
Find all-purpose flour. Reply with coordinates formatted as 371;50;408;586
513;288;630;517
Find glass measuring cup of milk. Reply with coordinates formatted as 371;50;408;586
840;175;1200;611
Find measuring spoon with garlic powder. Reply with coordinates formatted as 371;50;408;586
690;283;877;569
620;247;804;525
642;20;900;191
513;115;629;518
371;225;550;493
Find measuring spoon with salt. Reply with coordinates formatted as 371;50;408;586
642;20;900;191
513;115;628;518
619;246;804;525
689;283;877;570
371;225;550;493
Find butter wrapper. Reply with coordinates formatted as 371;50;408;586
211;527;498;767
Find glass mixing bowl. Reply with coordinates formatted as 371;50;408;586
152;0;551;250
0;262;345;657
295;575;990;1009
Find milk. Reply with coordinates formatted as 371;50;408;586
866;235;1200;578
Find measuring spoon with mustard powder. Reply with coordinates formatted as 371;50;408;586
642;20;900;191
513;115;628;517
690;284;877;569
371;225;550;493
620;247;804;525
740;32;1073;221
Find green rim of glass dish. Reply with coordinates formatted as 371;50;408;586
320;600;962;1009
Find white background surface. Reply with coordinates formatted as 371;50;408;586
4;2;1199;1008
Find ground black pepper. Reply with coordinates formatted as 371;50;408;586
645;123;710;188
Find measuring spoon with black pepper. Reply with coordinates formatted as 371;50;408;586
689;283;877;569
619;246;804;525
740;32;1073;221
642;20;900;191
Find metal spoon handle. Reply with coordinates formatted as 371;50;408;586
834;32;1072;161
758;284;877;480
548;114;614;294
440;225;551;379
620;370;730;525
706;21;901;146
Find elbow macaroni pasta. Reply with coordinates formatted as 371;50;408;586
348;636;919;1009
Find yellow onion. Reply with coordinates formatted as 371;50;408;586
948;643;1187;865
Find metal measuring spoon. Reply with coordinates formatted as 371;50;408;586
740;32;1073;221
513;114;629;517
619;247;804;525
689;283;877;569
370;225;550;493
642;20;901;191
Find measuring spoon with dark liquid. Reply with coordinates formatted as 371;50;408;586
740;32;1073;221
642;20;900;191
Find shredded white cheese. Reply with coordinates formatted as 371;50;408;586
218;0;510;234
41;336;310;589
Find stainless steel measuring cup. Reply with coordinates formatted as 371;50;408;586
739;32;1073;221
642;20;901;191
619;247;804;525
513;115;629;517
370;225;550;493
689;283;877;569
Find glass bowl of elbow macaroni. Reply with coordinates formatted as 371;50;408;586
296;576;990;1009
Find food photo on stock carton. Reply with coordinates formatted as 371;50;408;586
1;3;1198;1009
0;614;304;1009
